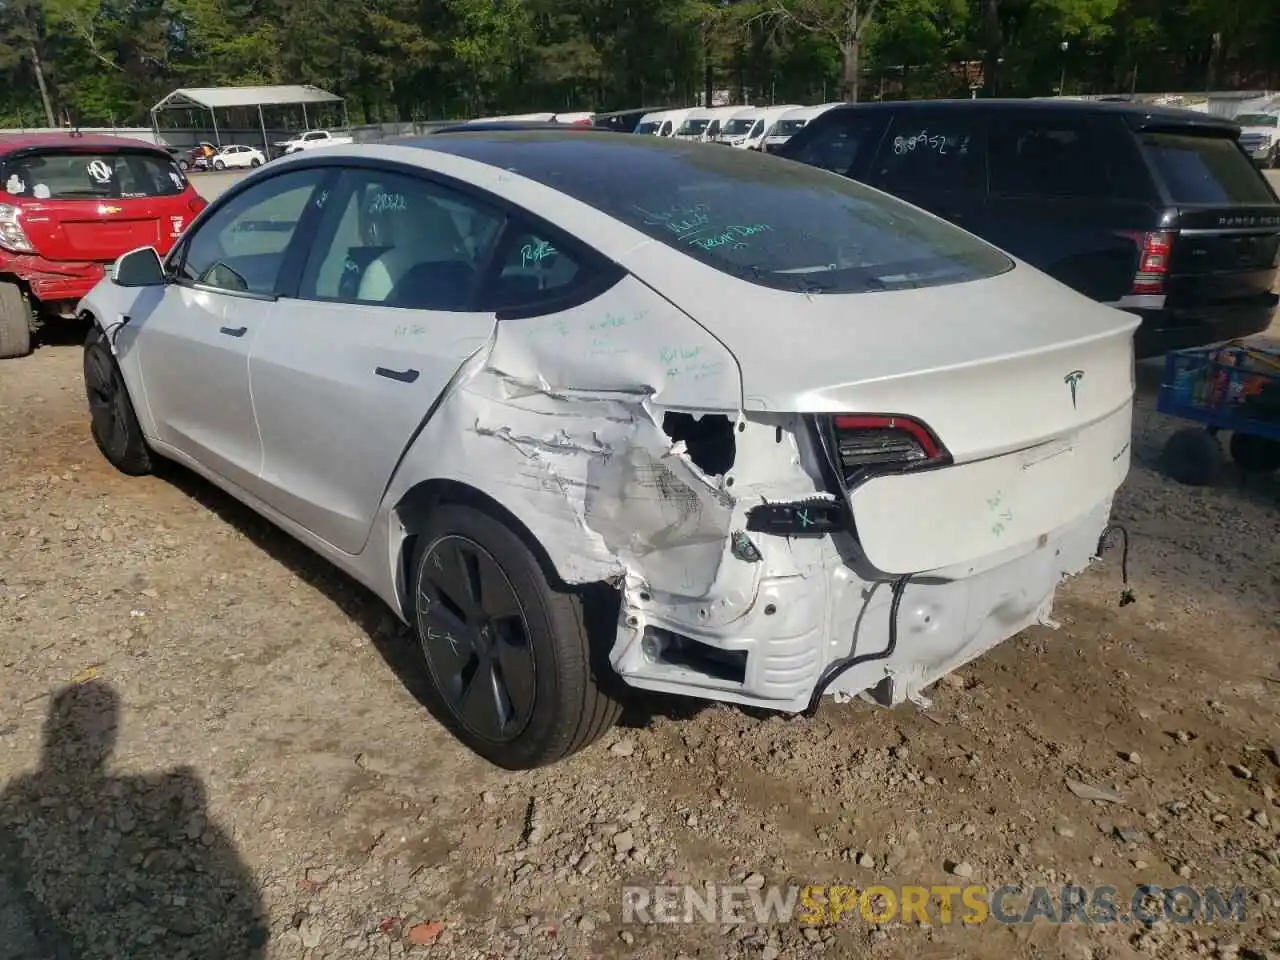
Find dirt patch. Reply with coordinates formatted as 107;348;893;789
1;334;1278;959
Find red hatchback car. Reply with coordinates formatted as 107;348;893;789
0;132;208;358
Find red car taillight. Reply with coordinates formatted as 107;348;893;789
187;194;208;215
829;414;947;484
1119;229;1173;296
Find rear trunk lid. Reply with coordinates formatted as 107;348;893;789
1135;128;1280;310
2;147;192;262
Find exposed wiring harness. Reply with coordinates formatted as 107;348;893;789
1095;522;1136;607
804;573;913;717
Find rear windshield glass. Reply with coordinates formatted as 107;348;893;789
771;119;808;137
446;135;1012;294
1139;132;1275;205
722;118;755;136
677;119;710;136
2;150;185;200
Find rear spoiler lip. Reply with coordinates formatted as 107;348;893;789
1126;114;1241;136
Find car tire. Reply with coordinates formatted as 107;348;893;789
1161;427;1222;486
410;504;622;769
178;158;190;171
1228;432;1280;473
250;158;262;167
212;159;225;171
0;281;33;359
83;325;154;476
1270;145;1280;169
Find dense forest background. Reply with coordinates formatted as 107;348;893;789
2;0;1280;128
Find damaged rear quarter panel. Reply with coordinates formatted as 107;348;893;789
381;274;767;604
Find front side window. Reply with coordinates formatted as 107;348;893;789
443;136;1012;294
869;111;986;192
177;168;328;295
298;167;504;310
782;112;888;176
1;150;186;200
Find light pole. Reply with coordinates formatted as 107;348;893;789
1058;41;1069;96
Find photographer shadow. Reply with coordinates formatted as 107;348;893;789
0;680;268;960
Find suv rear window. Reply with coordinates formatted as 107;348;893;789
1;150;185;201
1139;132;1275;205
436;135;1013;294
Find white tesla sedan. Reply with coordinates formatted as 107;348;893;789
210;144;266;170
78;132;1139;769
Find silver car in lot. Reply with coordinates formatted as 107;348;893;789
78;132;1138;768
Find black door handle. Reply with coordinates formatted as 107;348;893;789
219;326;247;338
375;366;420;384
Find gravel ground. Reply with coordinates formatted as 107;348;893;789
0;172;1278;960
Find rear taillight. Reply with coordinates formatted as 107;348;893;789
188;194;208;214
1121;229;1173;295
0;203;35;254
829;414;947;484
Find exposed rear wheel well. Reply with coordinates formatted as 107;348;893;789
392;478;601;621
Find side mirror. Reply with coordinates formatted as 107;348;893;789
112;246;165;287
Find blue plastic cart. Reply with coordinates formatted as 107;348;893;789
1155;338;1280;486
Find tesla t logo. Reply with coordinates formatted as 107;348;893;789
1064;370;1085;409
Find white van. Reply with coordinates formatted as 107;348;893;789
718;104;803;149
673;107;721;141
635;108;692;137
700;106;745;142
761;102;843;152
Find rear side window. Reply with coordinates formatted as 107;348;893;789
782;112;888;177
471;137;1012;294
989;116;1110;198
2;150;185;200
869;111;986;192
1140;132;1276;204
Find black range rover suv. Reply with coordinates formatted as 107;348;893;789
775;99;1280;358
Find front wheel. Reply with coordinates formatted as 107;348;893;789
212;159;225;170
177;158;190;172
411;504;621;769
83;325;154;475
250;157;262;167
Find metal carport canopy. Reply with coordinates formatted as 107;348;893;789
150;84;343;112
150;84;347;153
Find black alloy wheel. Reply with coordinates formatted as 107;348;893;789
83;327;153;475
416;535;537;743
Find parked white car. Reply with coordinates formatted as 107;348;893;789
674;106;740;142
79;131;1138;769
210;144;266;170
274;130;354;155
1235;112;1279;167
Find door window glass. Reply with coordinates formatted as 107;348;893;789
783;112;888;176
177;168;327;295
989;117;1111;198
870;111;986;192
299;168;504;310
